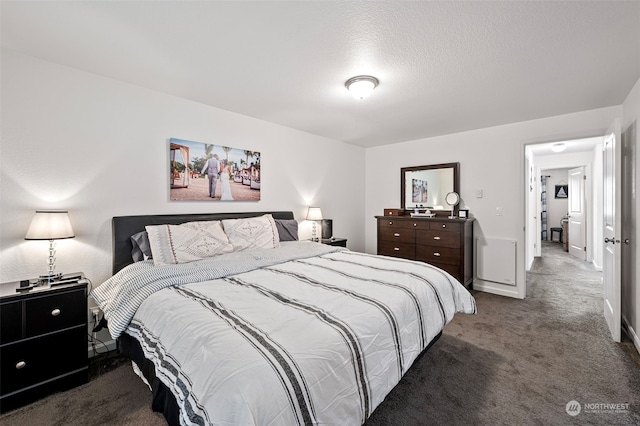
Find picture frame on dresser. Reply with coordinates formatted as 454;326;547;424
459;209;469;218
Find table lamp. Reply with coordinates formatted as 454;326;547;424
25;210;75;286
306;207;323;242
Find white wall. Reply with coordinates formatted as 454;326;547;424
365;106;621;299
622;76;640;354
0;50;366;287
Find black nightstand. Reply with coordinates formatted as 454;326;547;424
321;238;347;247
0;276;89;413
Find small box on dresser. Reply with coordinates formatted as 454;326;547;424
0;278;89;413
376;215;475;288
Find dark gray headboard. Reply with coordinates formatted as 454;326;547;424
112;211;295;275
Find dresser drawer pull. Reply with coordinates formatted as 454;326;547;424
434;252;441;257
389;221;393;225
394;247;400;251
442;224;446;228
16;361;26;370
394;233;400;237
433;236;441;240
51;308;61;317
413;223;417;227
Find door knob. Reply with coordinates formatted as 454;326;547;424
623;239;630;245
604;238;615;244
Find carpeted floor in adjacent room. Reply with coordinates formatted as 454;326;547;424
1;241;638;425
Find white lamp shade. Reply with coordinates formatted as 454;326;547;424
25;211;75;240
306;207;323;221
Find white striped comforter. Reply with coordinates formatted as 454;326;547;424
115;244;476;426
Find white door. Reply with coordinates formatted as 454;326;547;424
568;166;586;260
603;121;621;342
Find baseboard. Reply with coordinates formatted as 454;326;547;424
591;259;603;271
622;315;640;356
87;339;117;358
472;280;522;299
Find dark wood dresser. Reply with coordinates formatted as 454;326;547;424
376;215;475;287
0;279;88;412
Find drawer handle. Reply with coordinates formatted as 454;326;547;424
51;308;61;317
413;223;417;227
16;361;26;370
442;224;446;228
394;233;400;237
433;236;441;240
389;221;393;225
434;252;441;257
394;247;400;251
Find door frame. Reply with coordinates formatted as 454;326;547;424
525;144;598;266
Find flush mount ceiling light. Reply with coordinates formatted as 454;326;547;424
345;75;379;99
551;143;567;153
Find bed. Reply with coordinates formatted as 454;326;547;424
91;211;476;425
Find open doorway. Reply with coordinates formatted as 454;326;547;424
524;136;604;274
540;168;571;256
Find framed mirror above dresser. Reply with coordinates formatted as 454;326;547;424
401;162;459;212
378;162;473;288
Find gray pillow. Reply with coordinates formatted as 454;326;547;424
275;219;299;241
130;231;152;262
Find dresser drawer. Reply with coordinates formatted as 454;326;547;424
415;245;460;265
427;262;461;281
378;241;415;259
429;221;461;232
417;230;460;248
25;289;85;338
379;227;415;244
0;326;87;394
1;300;22;344
402;220;430;230
378;219;405;229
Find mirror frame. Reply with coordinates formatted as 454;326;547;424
400;162;460;211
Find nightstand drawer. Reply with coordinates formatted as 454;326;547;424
0;326;87;394
0;300;22;344
416;230;460;248
379;227;415;244
25;289;85;338
415;245;460;265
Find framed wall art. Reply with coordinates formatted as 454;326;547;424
554;184;568;199
169;138;261;201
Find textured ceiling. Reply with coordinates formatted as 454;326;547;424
2;1;639;148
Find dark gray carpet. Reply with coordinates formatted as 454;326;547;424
2;242;639;425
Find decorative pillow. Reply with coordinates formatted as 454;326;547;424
274;219;299;241
146;220;234;265
130;231;152;262
222;214;280;251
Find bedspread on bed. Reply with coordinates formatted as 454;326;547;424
91;241;344;339
119;247;476;426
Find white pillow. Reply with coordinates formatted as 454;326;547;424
146;220;234;265
222;214;280;251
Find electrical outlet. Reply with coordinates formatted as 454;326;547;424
90;306;100;322
496;206;503;216
476;189;483;198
